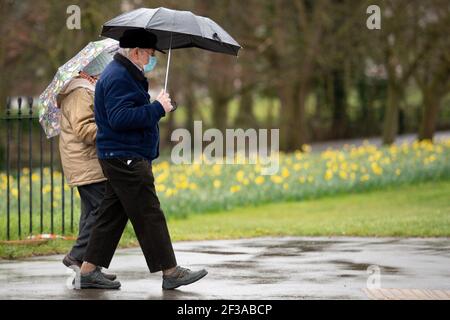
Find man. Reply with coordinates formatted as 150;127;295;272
57;51;115;281
78;29;207;290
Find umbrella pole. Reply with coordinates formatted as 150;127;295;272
164;33;173;93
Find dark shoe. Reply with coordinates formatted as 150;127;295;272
98;268;117;281
62;254;82;269
79;267;121;289
162;266;208;290
63;254;117;281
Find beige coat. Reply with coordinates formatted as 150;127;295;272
56;77;106;187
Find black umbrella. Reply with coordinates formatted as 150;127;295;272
101;7;242;92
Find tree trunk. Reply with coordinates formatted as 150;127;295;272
207;54;233;133
418;88;441;141
211;93;229;133
279;84;297;151
235;89;255;129
184;81;196;136
267;99;277;129
382;79;400;145
235;49;257;128
330;69;348;139
280;82;308;152
293;82;308;149
356;76;376;136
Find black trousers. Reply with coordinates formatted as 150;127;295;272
83;158;177;273
69;181;106;261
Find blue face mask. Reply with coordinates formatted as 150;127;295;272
144;56;157;73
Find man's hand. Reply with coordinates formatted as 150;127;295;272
156;90;173;113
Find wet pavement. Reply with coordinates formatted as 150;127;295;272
0;237;449;300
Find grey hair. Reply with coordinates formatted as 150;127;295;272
118;47;136;58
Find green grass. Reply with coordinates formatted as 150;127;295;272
168;179;450;240
1;179;448;259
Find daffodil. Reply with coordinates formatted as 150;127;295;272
281;168;290;178
255;176;265;185
325;170;333;181
270;175;283;184
361;174;370;182
230;185;241;193
371;163;383;175
236;170;245;182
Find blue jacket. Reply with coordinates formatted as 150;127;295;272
94;53;165;161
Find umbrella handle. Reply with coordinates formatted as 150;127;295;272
163;33;177;113
164;33;173;93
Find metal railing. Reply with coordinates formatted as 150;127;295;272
1;97;78;241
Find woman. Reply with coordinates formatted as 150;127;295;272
56;51;115;280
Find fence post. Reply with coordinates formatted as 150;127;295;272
71;188;74;233
6;97;11;240
17;97;22;238
61;162;65;235
28;97;33;236
50;138;54;235
40;121;44;234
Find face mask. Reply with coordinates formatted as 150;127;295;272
144;56;157;73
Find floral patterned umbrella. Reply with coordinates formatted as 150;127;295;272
38;38;118;138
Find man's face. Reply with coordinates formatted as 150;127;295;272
136;48;155;68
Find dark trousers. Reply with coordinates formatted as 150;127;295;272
69;181;106;261
83;158;177;273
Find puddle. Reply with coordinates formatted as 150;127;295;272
329;260;402;274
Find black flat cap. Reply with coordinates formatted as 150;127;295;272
119;29;165;54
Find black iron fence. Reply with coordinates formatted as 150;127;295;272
1;97;79;241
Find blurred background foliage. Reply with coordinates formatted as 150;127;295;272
0;0;449;153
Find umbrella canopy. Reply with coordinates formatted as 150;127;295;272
38;39;118;138
101;7;241;56
101;7;242;92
